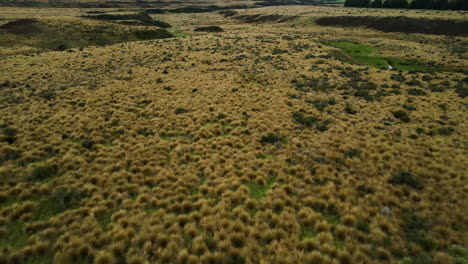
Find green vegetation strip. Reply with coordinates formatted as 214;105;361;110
329;41;426;71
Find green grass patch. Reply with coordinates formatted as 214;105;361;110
0;221;28;249
324;214;341;225
98;212;113;232
29;165;58;182
298;225;317;240
330;41;377;56
144;205;159;213
329;41;425;71
34;199;62;221
183;234;194;248
247;175;276;200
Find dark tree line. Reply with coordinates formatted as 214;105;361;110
344;0;468;10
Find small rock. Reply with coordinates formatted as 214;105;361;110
294;125;304;130
380;207;392;216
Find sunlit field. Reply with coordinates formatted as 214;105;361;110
0;3;467;264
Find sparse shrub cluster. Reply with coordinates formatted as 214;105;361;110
292;111;332;132
389;171;422;189
392;109;411;122
260;133;286;145
291;76;331;92
0;125;17;144
29;165;58;181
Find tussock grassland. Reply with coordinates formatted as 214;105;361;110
0;5;467;264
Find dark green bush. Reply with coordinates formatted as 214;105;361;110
260;133;286;146
0;148;21;164
81;139;94;150
389;171;422;189
310;98;336;112
454;82;467;98
407;88;427;96
354;90;374;101
38;89;56;100
175;107;188;114
357;219;370;233
401;209;435;252
1;127;17;144
391;73;406;83
344;103;358;114
437;126;455;136
405;79;421;86
50;187;84;211
392;110;411;122
292;111;318;128
344;148;360;158
30;165;58;181
403;104;416;111
292;112;331;132
291;76;330;92
137;129;155;137
429;84;444;92
316;120;332;132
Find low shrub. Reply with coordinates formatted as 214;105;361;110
392;110;411;122
50;187;84;211
407;88;427;96
30;165;58;181
1;126;17;144
389;171;422;189
175;107;188;114
260;133;286;146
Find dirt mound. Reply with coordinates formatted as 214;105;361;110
235;14;298;23
316;16;468;36
0;19;42;34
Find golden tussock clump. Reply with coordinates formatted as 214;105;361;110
298;239;320;252
315;220;329;233
94;251;115;264
302;251;334;264
127;255;148;264
315;232;334;245
52;251;73;264
342;214;357;227
190;237;209;257
177;249;199;264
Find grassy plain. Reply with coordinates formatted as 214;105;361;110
0;4;467;264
